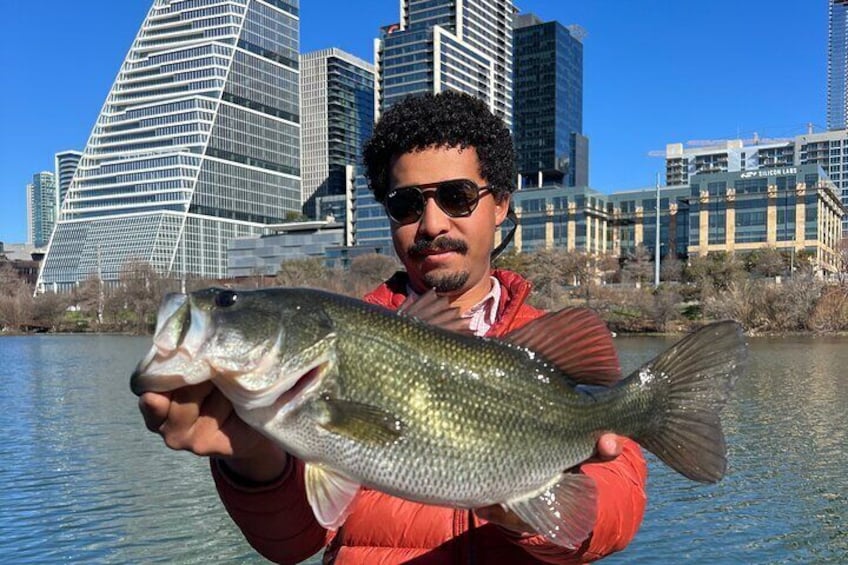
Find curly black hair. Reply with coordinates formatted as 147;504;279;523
362;91;516;203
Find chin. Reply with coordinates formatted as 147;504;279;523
422;270;470;294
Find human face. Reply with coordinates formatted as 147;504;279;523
387;146;510;306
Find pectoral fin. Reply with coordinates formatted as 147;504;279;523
305;463;361;529
505;472;597;549
316;397;405;446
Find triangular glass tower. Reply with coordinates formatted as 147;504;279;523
38;0;301;292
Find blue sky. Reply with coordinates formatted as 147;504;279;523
0;1;826;244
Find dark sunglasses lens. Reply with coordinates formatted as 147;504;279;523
386;189;424;224
436;180;479;216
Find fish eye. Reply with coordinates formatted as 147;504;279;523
215;290;239;308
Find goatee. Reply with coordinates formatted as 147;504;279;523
423;271;470;293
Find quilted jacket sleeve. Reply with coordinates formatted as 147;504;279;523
211;456;332;565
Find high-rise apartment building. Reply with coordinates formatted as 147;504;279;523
828;0;848;130
300;48;374;218
26;172;57;248
795;129;848;233
665;137;796;186
54;150;82;210
513;14;588;188
375;0;514;127
38;0;301;292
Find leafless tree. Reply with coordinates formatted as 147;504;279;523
621;245;654;286
0;275;34;332
116;260;169;333
345;253;400;296
834;238;848;283
660;253;684;283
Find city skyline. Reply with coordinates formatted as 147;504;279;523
1;0;826;244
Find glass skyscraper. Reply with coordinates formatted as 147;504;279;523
38;0;301;292
300;48;374;218
26;172;57;249
375;0;514;127
513;14;587;187
828;0;848;130
54;150;82;211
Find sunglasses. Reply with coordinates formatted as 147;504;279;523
384;179;492;225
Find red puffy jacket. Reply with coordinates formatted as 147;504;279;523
212;270;647;564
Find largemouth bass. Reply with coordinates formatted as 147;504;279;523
131;286;747;548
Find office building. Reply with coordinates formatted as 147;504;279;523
26;172;57;249
513;14;588;187
54;150;82;211
829;0;848;130
375;0;514;126
38;0;301;292
685;165;843;272
504;163;843;275
510;184;610;254
227;220;346;278
300;48;374;217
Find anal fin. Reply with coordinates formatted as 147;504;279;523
305;463;361;529
505;472;597;549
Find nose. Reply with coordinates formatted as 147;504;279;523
416;192;451;238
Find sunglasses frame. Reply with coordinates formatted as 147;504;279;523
384;178;493;225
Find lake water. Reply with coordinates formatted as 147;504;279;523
1;333;846;564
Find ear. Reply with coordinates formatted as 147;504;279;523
494;193;511;227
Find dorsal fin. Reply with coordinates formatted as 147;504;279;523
505;307;620;386
397;288;472;334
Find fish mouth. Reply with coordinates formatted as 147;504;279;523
214;354;331;413
130;293;213;396
274;362;327;410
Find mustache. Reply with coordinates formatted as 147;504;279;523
408;237;468;257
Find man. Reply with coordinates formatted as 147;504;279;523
139;91;647;563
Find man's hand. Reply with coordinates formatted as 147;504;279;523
474;433;627;533
138;382;287;483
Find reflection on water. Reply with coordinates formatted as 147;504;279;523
1;334;846;564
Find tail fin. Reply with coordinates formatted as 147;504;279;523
634;321;747;483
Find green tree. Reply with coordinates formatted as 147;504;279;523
745;246;786;278
685;252;746;295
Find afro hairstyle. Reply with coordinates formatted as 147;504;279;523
362;91;516;203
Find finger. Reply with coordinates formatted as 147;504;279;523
138;391;172;433
159;382;215;450
596;433;625;460
163;381;215;432
192;387;238;456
